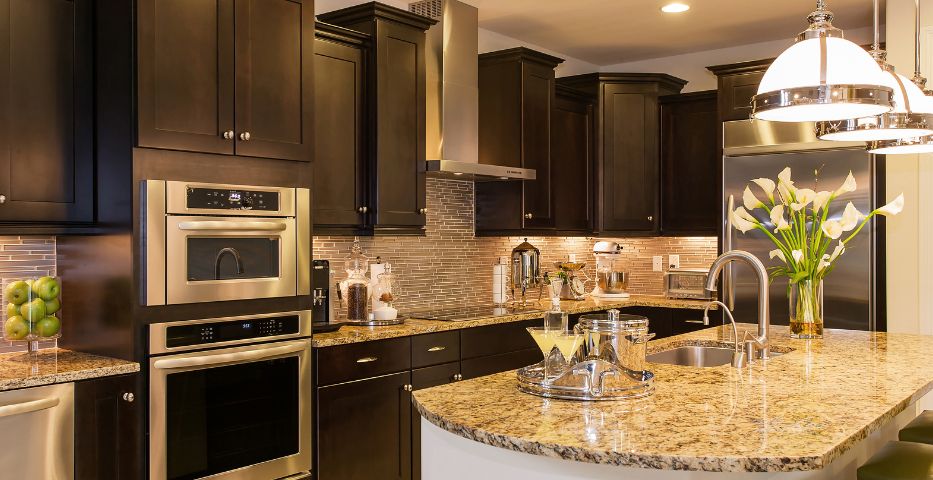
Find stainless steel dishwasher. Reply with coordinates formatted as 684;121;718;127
0;382;75;479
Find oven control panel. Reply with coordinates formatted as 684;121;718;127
165;315;300;348
186;186;280;212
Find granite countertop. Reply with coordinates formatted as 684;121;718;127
312;295;711;348
412;325;933;472
0;348;140;392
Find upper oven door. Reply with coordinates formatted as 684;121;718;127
149;338;312;480
165;216;297;304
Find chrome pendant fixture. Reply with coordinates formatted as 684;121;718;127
817;0;933;141
868;0;933;153
752;0;894;123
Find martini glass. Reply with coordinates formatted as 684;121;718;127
553;331;583;365
526;327;557;381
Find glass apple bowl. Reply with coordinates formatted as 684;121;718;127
2;276;63;342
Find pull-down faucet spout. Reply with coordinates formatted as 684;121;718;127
705;250;771;360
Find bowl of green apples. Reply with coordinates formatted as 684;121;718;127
3;276;62;342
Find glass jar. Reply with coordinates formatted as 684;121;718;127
371;264;399;321
343;239;369;321
574;309;654;373
2;276;63;342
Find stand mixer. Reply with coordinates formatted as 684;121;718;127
591;241;630;299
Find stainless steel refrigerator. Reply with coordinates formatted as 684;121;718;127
722;120;886;331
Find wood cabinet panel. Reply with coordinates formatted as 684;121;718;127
234;0;312;161
0;0;94;223
74;374;141;480
707;59;771;122
552;89;595;233
411;362;460;480
411;331;460;368
460;318;539;359
316;371;412;480
315;337;412;386
461;348;540;380
137;0;235;155
313;29;367;228
521;64;554;229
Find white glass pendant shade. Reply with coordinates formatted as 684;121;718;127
754;37;893;122
868;136;933;153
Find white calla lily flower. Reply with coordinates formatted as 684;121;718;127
818;256;832;273
791;249;804;265
731;207;758;233
812;191;832;213
835;171;857;197
743;186;764;210
840;202;864;231
791;188;816;211
876;194;905;217
778;167;794;186
751;178;776;203
828;242;845;263
822;219;843;239
770;204;791;232
769;249;786;263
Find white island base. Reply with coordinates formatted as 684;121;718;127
421;404;920;480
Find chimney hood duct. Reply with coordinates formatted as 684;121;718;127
410;0;535;181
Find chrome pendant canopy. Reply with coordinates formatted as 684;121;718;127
752;1;893;123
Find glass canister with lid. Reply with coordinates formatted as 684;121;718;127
574;309;655;375
342;238;370;321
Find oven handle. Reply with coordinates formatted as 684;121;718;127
176;221;288;232
0;397;60;418
152;342;307;370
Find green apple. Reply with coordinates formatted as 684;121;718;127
32;277;59;301
4;316;28;340
4;281;30;305
44;297;61;315
6;303;18;319
35;316;60;337
19;298;47;323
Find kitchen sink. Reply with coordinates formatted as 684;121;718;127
647;344;786;367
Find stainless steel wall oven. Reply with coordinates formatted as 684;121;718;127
142;181;311;305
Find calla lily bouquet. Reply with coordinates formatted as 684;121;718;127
731;167;903;285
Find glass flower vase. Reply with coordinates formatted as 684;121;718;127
789;279;823;339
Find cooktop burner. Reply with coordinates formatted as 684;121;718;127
410;305;544;322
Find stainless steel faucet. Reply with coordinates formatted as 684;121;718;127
705;250;771;360
703;301;747;368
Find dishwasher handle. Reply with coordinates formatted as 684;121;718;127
153;341;307;370
0;397;60;418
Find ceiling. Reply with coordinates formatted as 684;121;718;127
466;0;878;65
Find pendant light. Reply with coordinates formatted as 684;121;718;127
869;0;933;153
752;0;894;123
816;0;933;141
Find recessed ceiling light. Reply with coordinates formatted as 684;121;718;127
660;3;689;13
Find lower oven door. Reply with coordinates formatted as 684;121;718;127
165;215;297;304
149;339;311;480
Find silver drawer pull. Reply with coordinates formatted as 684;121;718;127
0;397;59;418
427;346;446;352
356;356;378;363
684;319;706;324
177;221;287;232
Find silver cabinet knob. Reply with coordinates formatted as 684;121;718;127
239;132;251;141
357;206;368;214
419;208;427;215
222;130;234;140
647;216;654;222
0;194;5;204
453;373;463;381
403;384;413;392
122;392;135;403
524;213;533;219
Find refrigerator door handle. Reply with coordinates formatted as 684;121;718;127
724;195;735;310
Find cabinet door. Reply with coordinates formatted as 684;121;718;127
552;93;594;233
599;83;659;234
234;0;313;161
372;22;426;229
313;37;366;228
316;371;412;480
521;63;554;229
660;92;719;235
0;0;93;223
461;348;540;380
137;0;235;155
719;71;765;122
75;374;141;480
411;362;460;480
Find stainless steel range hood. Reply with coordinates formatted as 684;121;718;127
410;0;535;181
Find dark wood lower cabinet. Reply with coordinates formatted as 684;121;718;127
74;374;140;480
317;371;412;480
411;361;461;480
461;348;540;380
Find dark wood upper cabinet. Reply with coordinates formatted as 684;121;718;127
558;73;686;236
0;0;94;224
319;3;436;234
706;59;771;122
137;0;313;161
552;85;595;234
660;90;720;235
313;22;369;232
475;47;563;234
74;374;141;480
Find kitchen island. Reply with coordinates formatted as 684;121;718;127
413;325;933;479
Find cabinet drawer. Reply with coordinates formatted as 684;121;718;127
411;361;461;390
316;337;412;386
411;331;460;368
461;348;540;380
460;319;539;359
671;309;720;336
